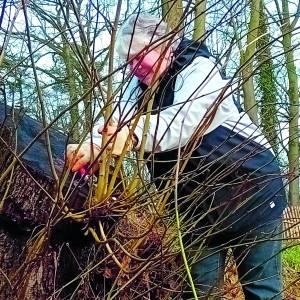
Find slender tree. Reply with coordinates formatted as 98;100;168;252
257;4;279;153
240;0;261;124
61;39;81;140
161;0;183;30
278;0;300;205
193;0;207;41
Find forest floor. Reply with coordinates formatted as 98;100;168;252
223;249;300;300
284;267;300;300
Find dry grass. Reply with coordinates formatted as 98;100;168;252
222;251;300;300
223;251;244;300
283;264;300;300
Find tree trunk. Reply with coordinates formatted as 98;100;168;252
161;0;183;31
0;104;182;299
240;0;261;125
281;0;300;206
192;0;207;42
0;105;95;299
62;42;81;141
257;4;279;154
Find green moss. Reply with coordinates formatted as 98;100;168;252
282;244;300;271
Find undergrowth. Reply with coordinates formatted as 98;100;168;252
283;243;300;271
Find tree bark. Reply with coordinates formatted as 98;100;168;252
192;0;207;42
240;0;261;125
161;0;183;31
281;0;300;205
0;108;93;299
0;105;182;299
62;41;81;141
257;4;279;154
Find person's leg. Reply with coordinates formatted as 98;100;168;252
184;247;226;299
232;220;283;300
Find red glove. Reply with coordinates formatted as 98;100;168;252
66;143;101;173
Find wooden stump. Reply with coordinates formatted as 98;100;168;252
0;105;180;299
0;106;94;299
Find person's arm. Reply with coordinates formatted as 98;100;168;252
67;76;141;171
133;57;239;152
112;76;141;124
84;76;140;144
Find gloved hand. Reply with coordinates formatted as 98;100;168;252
66;143;101;174
98;124;135;156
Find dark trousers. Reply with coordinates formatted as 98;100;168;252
183;219;283;300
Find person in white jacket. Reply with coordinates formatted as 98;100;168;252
67;13;286;299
